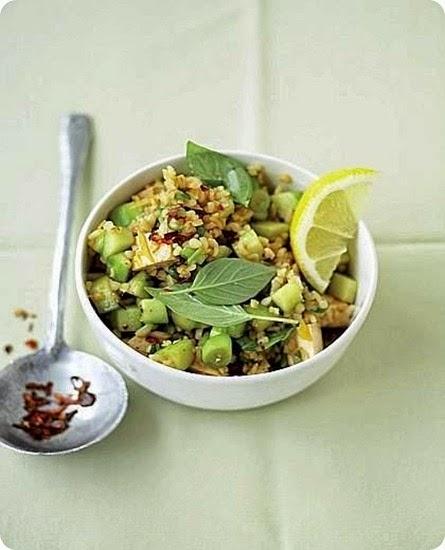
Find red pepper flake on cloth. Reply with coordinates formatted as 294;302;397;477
13;377;96;441
24;338;39;350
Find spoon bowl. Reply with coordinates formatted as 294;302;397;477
0;114;128;455
0;347;127;455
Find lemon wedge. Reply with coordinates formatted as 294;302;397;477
290;167;376;292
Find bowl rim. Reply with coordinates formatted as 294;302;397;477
75;150;378;385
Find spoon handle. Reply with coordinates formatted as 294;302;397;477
45;114;92;353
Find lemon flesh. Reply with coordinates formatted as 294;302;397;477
290;167;376;293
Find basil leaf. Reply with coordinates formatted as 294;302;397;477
156;292;250;327
263;328;294;350
187;258;275;305
186;141;253;206
226;167;253;207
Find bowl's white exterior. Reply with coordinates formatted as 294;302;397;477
75;152;378;411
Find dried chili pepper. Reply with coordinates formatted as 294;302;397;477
13;377;96;441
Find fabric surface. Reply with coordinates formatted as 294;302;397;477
1;1;444;549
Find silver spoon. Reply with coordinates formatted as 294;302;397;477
0;114;128;455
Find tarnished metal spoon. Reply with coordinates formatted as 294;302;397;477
0;114;128;455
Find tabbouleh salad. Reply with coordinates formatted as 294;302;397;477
85;142;360;376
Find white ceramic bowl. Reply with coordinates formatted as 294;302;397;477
75;152;378;411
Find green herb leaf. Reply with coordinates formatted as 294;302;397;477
237;336;258;352
186;141;253;206
156;292;250;327
225;166;253;207
263;327;294;350
169;258;275;305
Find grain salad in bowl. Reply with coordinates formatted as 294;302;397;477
81;142;376;379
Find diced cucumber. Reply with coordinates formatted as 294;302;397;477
201;333;232;367
140;298;169;325
88;276;120;314
210;322;246;338
252;221;289;239
271;281;302;314
151;339;195;370
110;306;142;332
101;227;134;259
106;252;132;283
171;311;205;331
327;273;357;304
127;272;150;298
109;201;144;227
272;190;302;222
249;187;271;221
244;304;273;330
87;228;106;254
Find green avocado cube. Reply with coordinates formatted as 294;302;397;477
272;190;302;222
171;312;205;331
140;298;169;325
88;276;120;314
110;306;142;332
327;273;357;304
151;339;195;370
109;201;144;227
106;252;132;283
249;187;271;221
271;281;302;314
252;221;289;239
127;272;150;298
101;227;134;260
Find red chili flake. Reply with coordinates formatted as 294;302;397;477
3;344;13;354
13;376;96;441
151;232;189;245
24;338;39;350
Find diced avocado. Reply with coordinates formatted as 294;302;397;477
109;306;142;332
87;228;106;254
244;304;273;330
171;311;205;331
140;298;169;325
215;245;231;259
101;227;134;260
252;221;289;239
271;281;302;314
249;187;271;221
151;339;195;370
109;201;144;227
210;322;246;338
132;232;175;271
88;276;120;314
127;272;150;298
106;252;132;283
201;333;232;367
272;190;302;222
233;228;263;261
296;320;323;359
327;273;357;304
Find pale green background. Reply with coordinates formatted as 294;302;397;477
1;1;444;549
